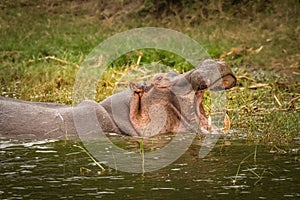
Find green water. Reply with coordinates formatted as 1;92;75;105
0;136;299;200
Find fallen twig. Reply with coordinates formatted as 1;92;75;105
288;95;300;105
273;94;282;107
248;83;270;89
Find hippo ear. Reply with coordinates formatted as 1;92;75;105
222;74;237;89
209;74;237;91
130;82;138;92
130;82;153;93
130;82;143;93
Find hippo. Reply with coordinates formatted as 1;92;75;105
0;59;236;140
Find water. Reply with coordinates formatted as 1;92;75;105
0;136;299;199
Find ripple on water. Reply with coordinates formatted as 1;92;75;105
224;174;247;181
151;188;177;191
283;194;295;198
97;191;115;194
221;185;249;190
20;170;33;174
2;172;18;176
11;187;26;190
118;186;134;190
0;139;57;149
217;192;229;195
193;179;214;183
35;150;57;153
20;164;37;169
81;188;98;191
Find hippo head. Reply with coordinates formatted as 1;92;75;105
129;59;236;137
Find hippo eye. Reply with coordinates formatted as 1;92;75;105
156;76;163;81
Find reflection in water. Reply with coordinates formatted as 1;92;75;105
0;135;299;199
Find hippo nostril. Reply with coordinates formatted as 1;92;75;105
198;85;207;91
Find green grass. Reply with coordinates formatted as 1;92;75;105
0;0;299;143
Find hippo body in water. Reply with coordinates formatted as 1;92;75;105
0;59;236;140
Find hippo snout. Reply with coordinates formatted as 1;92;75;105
189;59;236;91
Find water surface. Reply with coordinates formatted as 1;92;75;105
0;136;299;199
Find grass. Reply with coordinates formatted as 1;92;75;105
0;0;299;143
73;144;106;172
226;70;300;142
231;144;272;186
